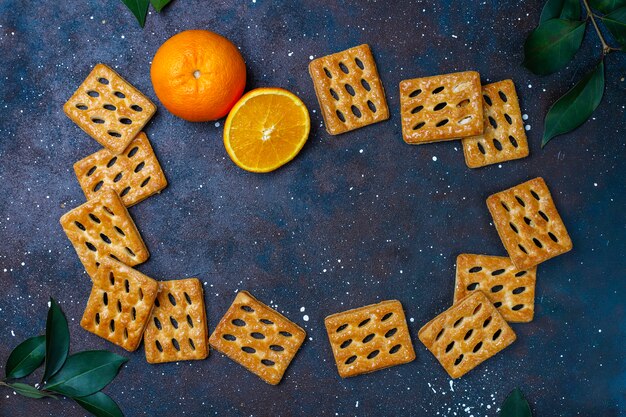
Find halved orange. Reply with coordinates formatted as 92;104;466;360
223;88;310;173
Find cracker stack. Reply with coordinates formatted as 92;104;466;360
62;64;196;359
418;176;572;378
308;44;528;168
399;75;529;168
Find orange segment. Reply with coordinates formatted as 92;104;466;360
224;88;310;173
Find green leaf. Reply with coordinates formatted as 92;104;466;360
540;0;566;23
589;0;626;13
542;60;605;147
6;382;57;399
500;388;532;417
5;335;46;379
523;19;586;75
74;392;124;417
43;350;127;398
601;7;626;47
560;0;582;20
150;0;173;12
121;0;150;27
42;298;69;383
540;0;582;22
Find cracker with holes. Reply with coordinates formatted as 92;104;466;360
324;300;415;378
209;291;306;385
60;189;149;280
81;257;159;351
74;132;167;207
64;63;156;154
462;80;529;168
418;291;516;379
454;254;537;322
144;278;209;363
308;44;389;135
487;177;573;269
400;71;483;144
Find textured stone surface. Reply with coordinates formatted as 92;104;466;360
0;0;625;416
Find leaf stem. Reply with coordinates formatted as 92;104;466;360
582;0;611;54
0;380;58;398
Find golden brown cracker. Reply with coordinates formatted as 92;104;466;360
64;63;156;154
80;257;159;351
400;71;483;144
325;300;415;378
73;132;167;207
487;177;573;269
60;189;149;279
209;291;306;385
418;291;516;379
309;44;389;135
462;80;529;168
144;278;209;363
454;254;537;322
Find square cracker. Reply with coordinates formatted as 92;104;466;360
418;291;516;379
454;254;537;322
144;278;209;363
400;71;483;144
209;291;306;385
64;63;156;154
309;44;389;135
325;300;415;378
80;257;159;351
60;188;149;280
462;80;529;168
487;177;573;269
73;132;167;207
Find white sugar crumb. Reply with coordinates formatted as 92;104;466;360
522;113;529;120
11;330;15;337
432;156;437;161
214;122;220;127
300;306;305;312
525;125;531;131
449;380;454;392
309;55;314;60
410;317;414;322
303;315;309;321
355;401;359;408
359;149;363;153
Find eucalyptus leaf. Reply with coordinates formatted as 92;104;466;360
121;0;150;27
540;0;566;23
150;0;173;12
7;382;57;399
601;7;626;47
74;392;124;417
500;388;532;417
5;335;45;379
42;298;69;383
589;0;626;13
43;350;127;398
560;0;582;20
523;19;586;75
542;60;605;147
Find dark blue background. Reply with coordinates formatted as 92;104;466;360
0;1;624;416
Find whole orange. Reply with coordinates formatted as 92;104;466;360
150;30;246;122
